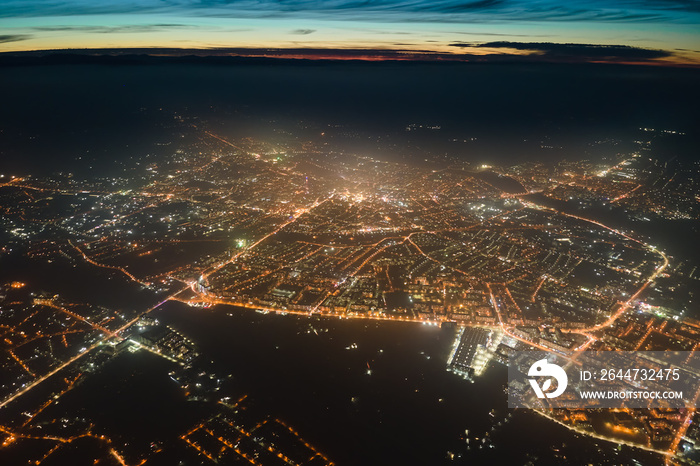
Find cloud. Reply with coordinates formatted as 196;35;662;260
32;24;194;34
475;41;671;58
641;0;700;13
450;31;553;37
449;41;674;63
0;34;31;43
2;0;699;24
3;46;694;67
291;29;316;35
417;0;506;12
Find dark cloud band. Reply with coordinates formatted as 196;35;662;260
0;45;680;66
0;34;32;43
463;41;672;60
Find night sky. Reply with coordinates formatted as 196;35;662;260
1;0;699;66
